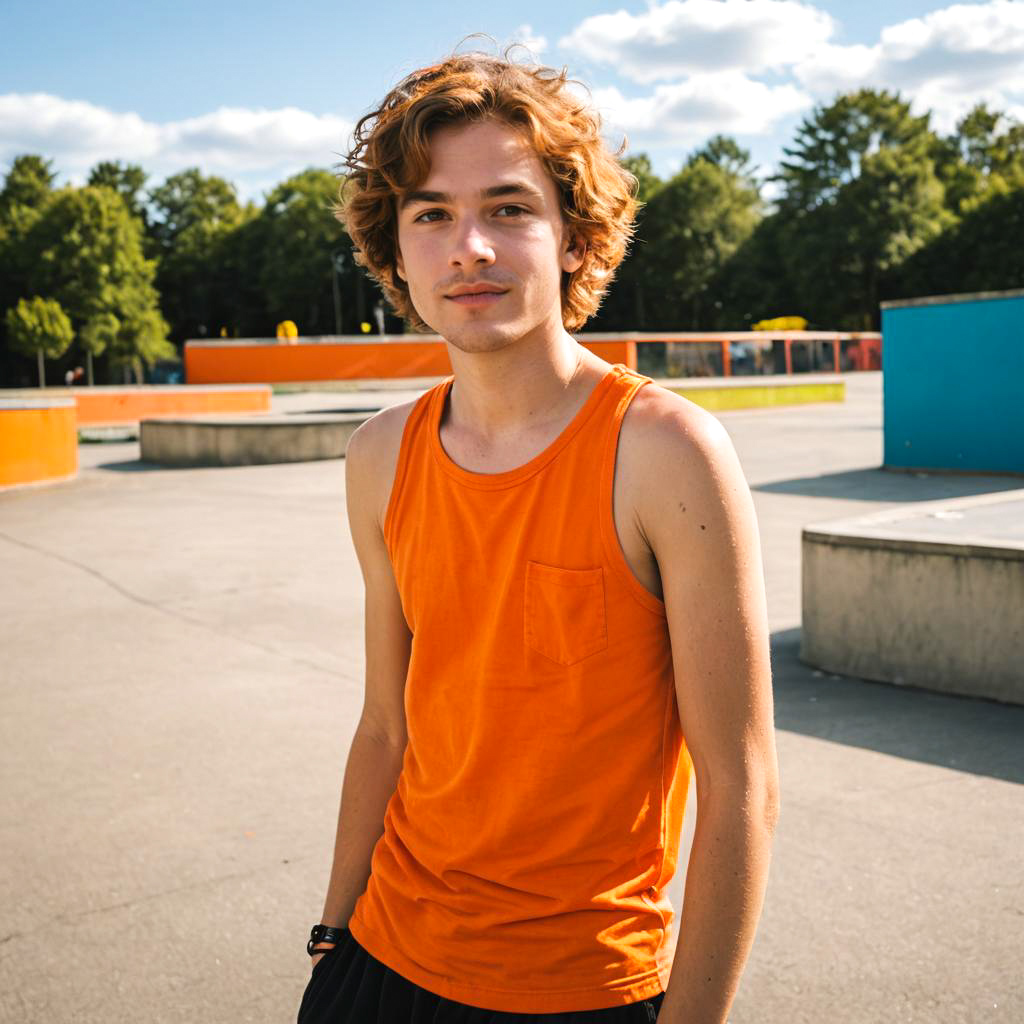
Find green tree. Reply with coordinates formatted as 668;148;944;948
5;295;73;386
148;167;241;251
620;153;662;205
775;89;934;213
0;154;57;227
256;168;352;334
932;104;1024;213
0;155;59;326
591;154;664;331
709;211;803;330
772;89;949;327
216;201;269;337
147;168;245;342
88;160;150;224
892;187;1024;299
690;135;757;182
20;184;172;381
79;311;119;368
638;155;762;328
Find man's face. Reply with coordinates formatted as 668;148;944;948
394;118;584;353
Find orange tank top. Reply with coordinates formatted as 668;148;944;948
347;362;693;1013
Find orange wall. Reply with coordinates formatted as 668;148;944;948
185;339;637;384
0;405;77;488
581;341;637;368
71;387;271;426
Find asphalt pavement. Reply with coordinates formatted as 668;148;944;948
0;370;1021;1023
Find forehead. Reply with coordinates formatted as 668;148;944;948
417;119;556;195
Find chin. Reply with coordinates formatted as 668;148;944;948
441;323;521;354
423;309;527;354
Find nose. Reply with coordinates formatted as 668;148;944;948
448;217;495;270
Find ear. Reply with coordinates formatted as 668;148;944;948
561;233;585;274
394;246;407;283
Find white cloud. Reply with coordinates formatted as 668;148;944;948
560;0;835;83
793;1;1024;130
510;23;548;56
0;93;353;201
592;72;811;146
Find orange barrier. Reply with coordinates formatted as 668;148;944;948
185;332;880;383
2;385;271;426
0;399;77;488
185;337;637;384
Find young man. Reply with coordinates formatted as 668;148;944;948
297;51;779;1024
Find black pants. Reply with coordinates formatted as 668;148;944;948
296;926;666;1024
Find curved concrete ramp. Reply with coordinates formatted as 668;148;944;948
801;489;1024;705
139;411;372;467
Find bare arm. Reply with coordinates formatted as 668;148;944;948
312;410;413;958
639;400;780;1023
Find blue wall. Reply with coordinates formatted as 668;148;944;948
881;292;1024;474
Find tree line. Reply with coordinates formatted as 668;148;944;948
1;88;1022;386
597;90;1024;334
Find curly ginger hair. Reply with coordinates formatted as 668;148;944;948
335;49;639;331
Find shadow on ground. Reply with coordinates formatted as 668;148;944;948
91;458;167;472
755;467;1023;503
771;627;1024;785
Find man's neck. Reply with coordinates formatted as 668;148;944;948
442;328;603;443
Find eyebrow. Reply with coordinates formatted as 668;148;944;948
399;181;545;210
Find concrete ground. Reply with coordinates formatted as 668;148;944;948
0;370;1021;1023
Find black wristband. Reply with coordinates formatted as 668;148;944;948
307;923;348;956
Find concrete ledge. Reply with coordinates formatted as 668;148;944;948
139;411;373;466
800;489;1024;704
655;373;845;411
0;398;78;489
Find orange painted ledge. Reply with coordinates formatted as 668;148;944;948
185;337;637;383
0;399;78;488
2;385;272;426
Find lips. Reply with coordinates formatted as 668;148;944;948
444;285;508;307
445;285;508;299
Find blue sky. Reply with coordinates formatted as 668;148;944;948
2;0;1022;201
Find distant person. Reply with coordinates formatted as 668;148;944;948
297;48;778;1024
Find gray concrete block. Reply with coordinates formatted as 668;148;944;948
801;490;1024;704
139;412;372;466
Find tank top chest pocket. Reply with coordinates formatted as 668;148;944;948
524;561;608;666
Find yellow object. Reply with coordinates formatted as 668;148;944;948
752;316;808;332
360;322;372;334
666;380;844;410
276;320;298;340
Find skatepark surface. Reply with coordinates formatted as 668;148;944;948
0;371;1021;1023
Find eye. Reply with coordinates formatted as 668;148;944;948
413;209;447;223
495;204;527;217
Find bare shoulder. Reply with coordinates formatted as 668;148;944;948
345;396;421;535
622;380;730;449
619;381;744;525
